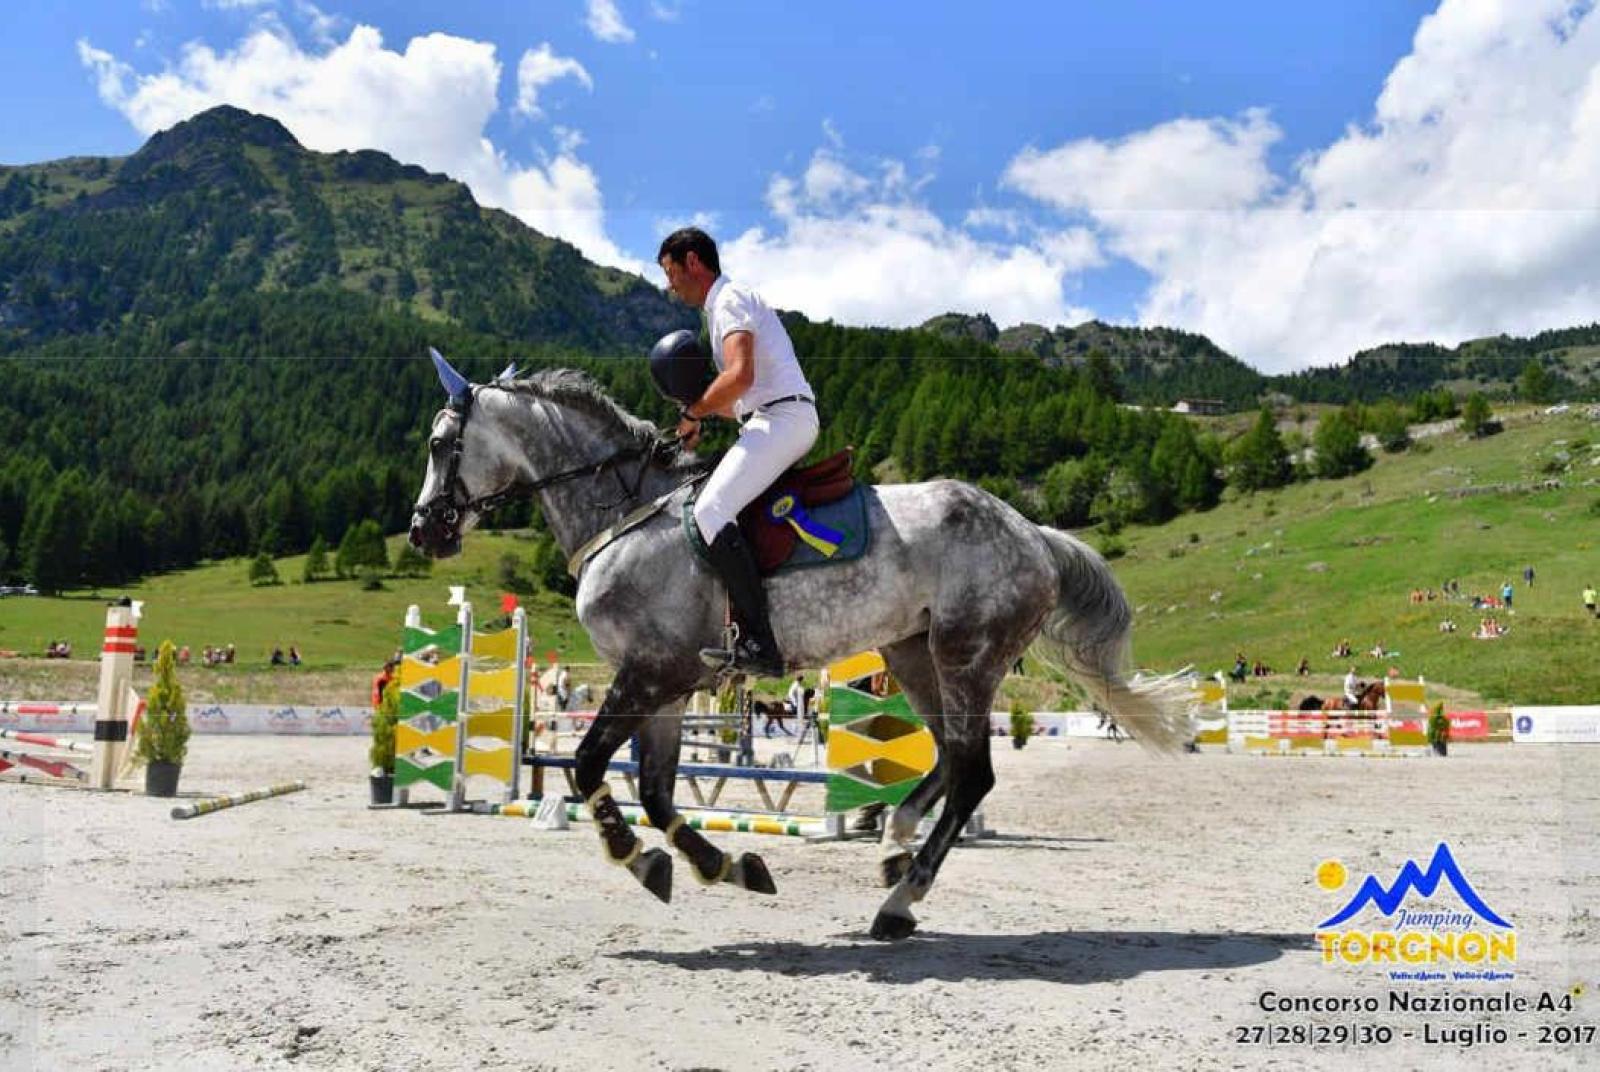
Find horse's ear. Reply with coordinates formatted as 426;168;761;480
430;347;471;403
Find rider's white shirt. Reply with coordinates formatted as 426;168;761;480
703;276;813;419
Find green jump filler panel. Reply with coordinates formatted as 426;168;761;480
825;686;937;813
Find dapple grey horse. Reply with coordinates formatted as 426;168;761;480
409;354;1192;940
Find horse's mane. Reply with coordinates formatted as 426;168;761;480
497;369;665;455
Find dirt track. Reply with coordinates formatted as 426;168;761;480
3;736;1596;1071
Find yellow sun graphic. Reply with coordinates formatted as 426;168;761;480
1315;859;1348;891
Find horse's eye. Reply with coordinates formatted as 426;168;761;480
430;438;442;451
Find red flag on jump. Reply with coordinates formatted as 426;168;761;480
500;593;519;614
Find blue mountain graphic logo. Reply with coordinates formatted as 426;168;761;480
1318;843;1511;929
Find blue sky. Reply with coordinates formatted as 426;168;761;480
5;1;1599;371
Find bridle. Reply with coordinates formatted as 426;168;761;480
412;386;683;534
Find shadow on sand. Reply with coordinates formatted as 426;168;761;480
953;833;1110;852
611;929;1311;986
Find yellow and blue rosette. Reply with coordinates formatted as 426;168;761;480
768;494;845;557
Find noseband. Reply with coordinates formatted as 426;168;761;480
413;387;679;532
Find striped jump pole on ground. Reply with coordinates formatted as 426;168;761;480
170;781;308;820
0;729;95;754
0;747;89;783
490;798;829;838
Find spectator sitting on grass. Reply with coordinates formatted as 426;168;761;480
1229;652;1248;682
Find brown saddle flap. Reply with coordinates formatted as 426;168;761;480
739;447;856;574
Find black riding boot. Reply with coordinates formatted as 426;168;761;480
700;524;785;677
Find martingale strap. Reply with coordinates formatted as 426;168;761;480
567;474;709;580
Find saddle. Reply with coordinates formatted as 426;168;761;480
741;448;857;574
684;447;864;576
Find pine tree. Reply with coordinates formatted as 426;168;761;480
134;641;190;766
249;550;281;586
24;473;92;594
302;535;330;582
369;678;399;774
392;542;431;578
1313;408;1371;479
1227;409;1292;492
1085;349;1124;402
347;520;390;573
1461;392;1494;438
1368;401;1412;453
83;502;121;587
1517;360;1554;404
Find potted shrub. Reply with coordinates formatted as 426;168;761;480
1009;702;1035;749
1427;702;1451;757
369;678;400;804
134;640;190;797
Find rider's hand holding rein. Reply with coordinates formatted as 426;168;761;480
676;331;755;449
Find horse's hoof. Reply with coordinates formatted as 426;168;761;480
633;848;673;903
869;909;918;942
879;852;913;888
732;852;777;895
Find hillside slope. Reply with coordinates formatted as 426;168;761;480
1109;405;1600;704
0;105;693;354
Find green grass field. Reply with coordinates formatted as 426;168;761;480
2;405;1595;706
0;531;594;673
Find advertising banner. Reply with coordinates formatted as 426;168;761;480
1511;706;1600;743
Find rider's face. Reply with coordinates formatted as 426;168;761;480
659;252;709;307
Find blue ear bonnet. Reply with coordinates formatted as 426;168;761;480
430;347;473;410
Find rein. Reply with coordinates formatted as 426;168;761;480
414;386;688;532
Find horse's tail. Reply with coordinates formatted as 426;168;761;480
1030;526;1194;753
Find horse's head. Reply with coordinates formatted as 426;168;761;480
409;350;528;558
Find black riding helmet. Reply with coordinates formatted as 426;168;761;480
648;329;715;407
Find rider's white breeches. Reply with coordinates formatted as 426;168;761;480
694;401;819;542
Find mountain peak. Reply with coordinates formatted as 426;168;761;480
161;105;300;150
121;105;299;182
920;311;999;344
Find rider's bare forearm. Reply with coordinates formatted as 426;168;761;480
687;332;754;419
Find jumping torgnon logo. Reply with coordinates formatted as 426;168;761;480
1314;843;1515;979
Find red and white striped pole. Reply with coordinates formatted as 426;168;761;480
89;602;138;789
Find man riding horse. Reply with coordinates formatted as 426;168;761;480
406;246;1193;938
656;227;818;677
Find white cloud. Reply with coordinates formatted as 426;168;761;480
202;0;277;9
293;0;343;46
1002;0;1600;371
77;24;643;274
1006;110;1280;213
962;207;1024;235
515;43;592;119
716;142;1093;330
585;0;635;43
654;210;720;243
648;0;681;21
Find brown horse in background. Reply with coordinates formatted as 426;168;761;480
1322;681;1386;711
